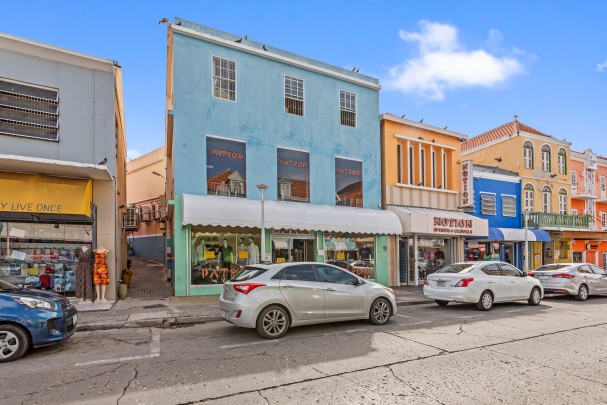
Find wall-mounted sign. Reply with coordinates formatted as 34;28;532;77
586;242;599;251
432;216;474;235
587;152;598;170
461;160;473;207
272;229;315;239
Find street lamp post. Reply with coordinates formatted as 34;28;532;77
524;209;530;273
256;182;268;264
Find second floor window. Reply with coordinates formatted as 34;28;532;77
277;148;310;203
335;157;362;208
339;90;356;127
502;195;516;217
571;170;577;187
558;189;567;215
408;146;414;184
542;186;552;213
284;76;303;116
207;136;246;198
541;145;551;172
397;144;402;183
523;141;534;169
558;148;567;174
212;56;236;101
481;193;497;215
524;183;534;211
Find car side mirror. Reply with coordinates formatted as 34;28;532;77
353;278;363;286
522;272;528;277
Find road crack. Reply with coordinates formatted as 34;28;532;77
386;366;445;405
257;390;270;404
117;364;139;405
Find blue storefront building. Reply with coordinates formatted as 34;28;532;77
464;165;550;269
164;19;401;296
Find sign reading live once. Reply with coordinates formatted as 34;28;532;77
461;160;473;207
432;216;474;235
0;172;92;216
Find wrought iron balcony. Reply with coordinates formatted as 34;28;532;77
571;181;597;199
527;212;591;230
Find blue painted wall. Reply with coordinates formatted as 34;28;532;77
132;236;166;264
471;175;522;228
171;19;381;209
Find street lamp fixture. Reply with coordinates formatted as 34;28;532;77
256;182;268;264
152;171;165;179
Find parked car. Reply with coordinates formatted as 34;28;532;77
423;261;543;311
219;262;397;339
0;280;77;362
326;260;352;269
530;263;607;301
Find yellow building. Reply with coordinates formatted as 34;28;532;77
462;117;582;269
381;114;488;286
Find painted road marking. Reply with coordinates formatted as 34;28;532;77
505;309;526;313
404;320;432;326
220;328;368;349
76;328;160;367
456;314;484;319
394;314;411;318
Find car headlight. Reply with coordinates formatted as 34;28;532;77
14;296;55;311
383;287;394;295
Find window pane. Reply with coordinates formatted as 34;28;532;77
277;148;310;202
207;137;246;198
324;233;375;279
316;265;357;285
335;158;362;207
283;264;317;282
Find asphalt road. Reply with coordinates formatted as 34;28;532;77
3;295;607;405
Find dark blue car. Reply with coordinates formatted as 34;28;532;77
0;280;77;362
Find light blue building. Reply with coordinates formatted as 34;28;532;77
164;19;400;296
465;164;550;269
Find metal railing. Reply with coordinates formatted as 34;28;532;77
528;212;591;229
572;181;597;197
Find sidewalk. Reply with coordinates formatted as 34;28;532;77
78;285;431;331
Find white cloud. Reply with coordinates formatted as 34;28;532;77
596;59;607;72
387;21;524;101
127;149;142;161
487;29;504;50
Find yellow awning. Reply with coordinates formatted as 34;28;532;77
0;172;92;216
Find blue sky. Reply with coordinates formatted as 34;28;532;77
4;1;607;158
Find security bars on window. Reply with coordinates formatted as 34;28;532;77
212;57;236;101
340;90;356;127
284;76;303;116
0;79;59;141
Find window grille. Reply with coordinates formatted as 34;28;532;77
339;90;356;127
284;76;303;116
212;57;236;101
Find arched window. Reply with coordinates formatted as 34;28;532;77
558;188;568;214
542;185;552;213
524;183;534;211
541;145;551;172
523;141;534;169
558;148;567;175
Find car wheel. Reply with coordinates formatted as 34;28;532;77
527;287;541;306
575;284;589;301
0;324;29;363
256;305;289;339
369;298;391;325
435;300;449;307
476;290;493;311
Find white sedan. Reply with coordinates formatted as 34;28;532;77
423;261;544;310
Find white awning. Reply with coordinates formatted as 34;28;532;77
182;194;402;235
0;154;112;180
388;205;488;237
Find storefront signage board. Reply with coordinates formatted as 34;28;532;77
0;172;92;216
272;229;315;239
461;160;473;207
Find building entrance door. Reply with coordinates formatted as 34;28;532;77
504;244;514;264
292;239;314;262
399;238;409;285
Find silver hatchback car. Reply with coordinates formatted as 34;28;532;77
219;262;397;339
530;263;607;301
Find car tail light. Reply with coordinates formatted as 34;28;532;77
235;310;242;318
454;278;474;287
552;273;575;279
233;283;266;294
528;273;536;277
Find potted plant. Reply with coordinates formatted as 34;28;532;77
122;259;133;287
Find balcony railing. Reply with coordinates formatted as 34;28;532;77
528;212;591;230
571;181;597;198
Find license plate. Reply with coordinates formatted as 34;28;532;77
437;280;446;287
539;276;548;280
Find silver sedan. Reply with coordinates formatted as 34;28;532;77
530;263;607;301
219;262;397;339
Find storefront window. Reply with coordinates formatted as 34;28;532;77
464;241;500;262
271;229;314;263
277;148;310;203
0;222;92;292
417;238;452;279
207;136;246;198
190;228;259;285
324;233;374;280
335;158;362;208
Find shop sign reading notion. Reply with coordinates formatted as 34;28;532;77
461;160;473;207
433;217;474;234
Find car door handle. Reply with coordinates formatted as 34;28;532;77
488;281;494;283
510;281;515;283
325;288;336;292
283;285;296;289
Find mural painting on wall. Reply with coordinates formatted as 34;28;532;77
335;158;363;208
206;137;246;198
277;148;310;203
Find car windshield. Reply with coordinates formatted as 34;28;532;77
435;264;475;274
0;280;21;292
230;267;267;281
533;264;571;272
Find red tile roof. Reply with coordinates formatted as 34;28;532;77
208;169;231;191
337;181;363;200
462;120;551;152
278;178;309;200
